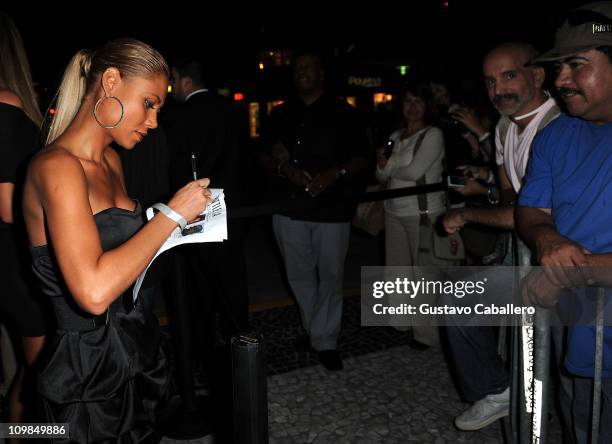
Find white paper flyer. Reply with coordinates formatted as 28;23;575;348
132;188;227;301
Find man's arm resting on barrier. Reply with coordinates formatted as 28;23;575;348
443;206;515;233
516;206;591;287
522;254;612;307
518;205;588;306
515;206;586;265
580;254;612;287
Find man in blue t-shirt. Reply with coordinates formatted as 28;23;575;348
517;2;612;442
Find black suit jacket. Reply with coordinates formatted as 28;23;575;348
166;91;247;207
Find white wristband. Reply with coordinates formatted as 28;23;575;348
152;203;187;230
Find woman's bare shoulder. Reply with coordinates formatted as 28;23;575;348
0;89;24;109
29;146;86;185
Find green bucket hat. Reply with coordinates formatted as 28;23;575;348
533;1;612;62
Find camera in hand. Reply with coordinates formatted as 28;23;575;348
438;104;470;135
447;175;468;188
384;139;394;159
449;118;469;134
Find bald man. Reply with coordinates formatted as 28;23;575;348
444;42;559;233
443;42;563;432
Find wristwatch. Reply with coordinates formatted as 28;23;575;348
336;167;347;179
487;186;500;205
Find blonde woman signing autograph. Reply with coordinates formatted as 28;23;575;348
22;39;211;442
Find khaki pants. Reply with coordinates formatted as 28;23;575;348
272;215;350;351
384;210;450;347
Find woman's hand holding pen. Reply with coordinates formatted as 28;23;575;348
167;178;213;222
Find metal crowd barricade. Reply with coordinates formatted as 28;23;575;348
514;238;552;444
532;307;551;443
504;237;531;443
592;288;605;444
515;240;606;444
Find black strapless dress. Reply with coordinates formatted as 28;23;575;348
30;203;170;443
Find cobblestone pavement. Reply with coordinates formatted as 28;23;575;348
160;296;562;443
267;344;505;444
162;342;562;443
161;344;506;444
250;294;418;376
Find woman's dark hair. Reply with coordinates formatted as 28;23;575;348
399;81;435;125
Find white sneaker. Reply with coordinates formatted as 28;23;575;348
454;387;510;431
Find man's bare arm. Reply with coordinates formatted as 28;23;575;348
516;205;589;287
444;206;515;234
516;206;559;254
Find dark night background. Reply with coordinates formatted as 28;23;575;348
3;1;592;98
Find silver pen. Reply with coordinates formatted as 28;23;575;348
191;152;198;180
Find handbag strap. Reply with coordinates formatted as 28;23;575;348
412;127;432;227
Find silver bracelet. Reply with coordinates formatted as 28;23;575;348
152;203;187;230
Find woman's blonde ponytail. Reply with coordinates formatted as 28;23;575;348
45;49;92;145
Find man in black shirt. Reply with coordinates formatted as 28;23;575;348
260;53;370;370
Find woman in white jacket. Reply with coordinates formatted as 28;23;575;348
376;81;446;348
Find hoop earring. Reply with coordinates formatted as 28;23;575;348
93;96;124;129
